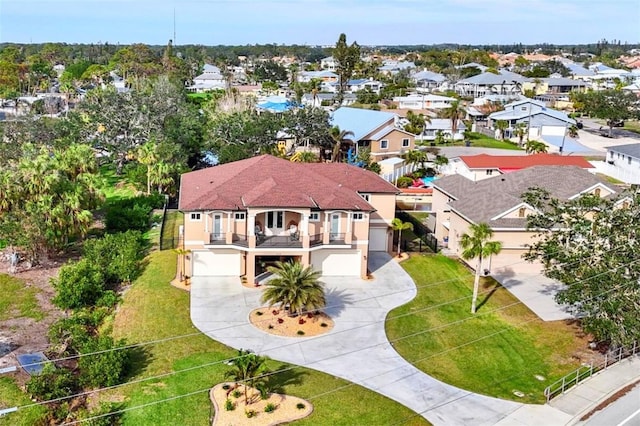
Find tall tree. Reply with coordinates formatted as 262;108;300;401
578;89;638;137
333;33;361;105
261;261;325;317
440;100;465;139
225;349;269;405
329;126;355;162
494;120;509;140
391;218;414;258
460;223;502;314
523;190;640;347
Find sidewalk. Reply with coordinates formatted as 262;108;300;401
494;354;640;425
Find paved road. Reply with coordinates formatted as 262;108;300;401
190;252;521;426
582;383;640;426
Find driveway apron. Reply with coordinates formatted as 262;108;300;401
190;252;521;425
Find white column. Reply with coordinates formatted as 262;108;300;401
227;212;232;232
204;211;209;233
346;212;352;233
248;215;256;236
301;213;309;236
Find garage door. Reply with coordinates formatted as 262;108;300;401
489;250;541;275
192;250;241;276
311;250;361;276
369;228;388;252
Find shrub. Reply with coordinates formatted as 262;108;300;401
78;335;130;388
104;194;164;233
52;259;106;310
256;311;263;316
396;176;413;188
296;403;306;410
225;399;235;411
96;290;120;308
26;364;77;401
83;231;146;285
297;330;305;336
48;309;107;354
264;403;276;413
81;402;125;426
232;389;242;398
245;409;257;418
320;322;328;327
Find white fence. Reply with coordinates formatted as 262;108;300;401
380;163;419;183
589;161;640;185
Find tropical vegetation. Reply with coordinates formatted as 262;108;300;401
261;261;326;317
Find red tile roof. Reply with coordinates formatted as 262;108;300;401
179;155;398;211
459;153;594;170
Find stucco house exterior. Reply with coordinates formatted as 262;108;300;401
431;165;617;273
421;119;467;141
446;153;594;181
331;107;416;161
187;64;227;92
178;155;398;283
393;94;456;110
488;99;575;140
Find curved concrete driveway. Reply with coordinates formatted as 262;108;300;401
190;252;521;425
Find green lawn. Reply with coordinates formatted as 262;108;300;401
387;254;587;404
97;166;138;202
158;210;183;250
0;275;43;321
0;378;47;426
95;250;428;426
428;132;522;150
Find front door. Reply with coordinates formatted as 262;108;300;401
330;213;340;239
213;214;222;240
266;211;284;236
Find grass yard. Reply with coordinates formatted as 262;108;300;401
428;132;522;150
158;210;183;250
96;250;428;426
0;275;43;321
0;378;47;426
98;166;138;201
386;254;589;404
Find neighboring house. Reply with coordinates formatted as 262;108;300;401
455;70;529;97
488;98;575;140
297;70;339;83
324;79;384;94
378;60;416;75
411;70;447;92
187;64;226;92
178;155;398;283
393;94;456;110
108;71;129;93
522;77;587;95
301;92;356;108
447;153;594;181
320;56;337;71
591;143;640;184
455;62;489;73
431;165;618;272
331;107;416;160
422;119;467;141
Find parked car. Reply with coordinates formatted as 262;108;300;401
607;119;624;127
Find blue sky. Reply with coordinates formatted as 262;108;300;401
1;0;639;46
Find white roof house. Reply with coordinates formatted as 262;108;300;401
187;64;227;92
393;94;456;110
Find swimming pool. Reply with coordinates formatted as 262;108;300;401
421;176;437;186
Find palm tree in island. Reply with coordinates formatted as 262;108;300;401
524;140;548;154
513;122;528;146
495;120;509;140
261;261;325;317
329;126;355;162
460;223;502;314
391;218;414;258
225;349;269;405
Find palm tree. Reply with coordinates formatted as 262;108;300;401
434;155;449;174
494;120;509;140
225;349;269;405
291;151;318;163
524;140;548;154
261;261;325;317
567;124;579;138
136;141;159;195
440;100;465;140
460;223;502;314
402;149;428;171
513;123;528;146
173;248;191;282
329;126;355;162
391;218;414;258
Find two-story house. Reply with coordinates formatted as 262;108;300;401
178;155;398;283
331;107;416;161
431;165;617;272
592;143;640;184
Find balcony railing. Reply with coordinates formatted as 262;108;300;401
309;233;323;247
328;233;346;244
209;233;225;244
232;233;248;247
256;235;303;248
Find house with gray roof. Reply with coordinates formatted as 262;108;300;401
411;70;447;92
488;98;575;140
454;70;530;97
431;165;617;272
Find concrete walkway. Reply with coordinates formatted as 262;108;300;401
190;252;521;425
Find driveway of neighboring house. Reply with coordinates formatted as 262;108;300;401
492;263;574;322
190;252;522;426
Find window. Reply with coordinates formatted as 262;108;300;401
486;169;493;175
629;156;632;165
190;213;201;221
518;208;526;218
352;212;365;221
594;188;601;197
360;193;371;202
402;138;410;147
380;140;389;149
234;212;246;221
521;106;527;111
308;212;320;222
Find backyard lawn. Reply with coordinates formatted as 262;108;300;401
427;132;522;150
0;275;43;322
387;254;590;404
0;378;47;426
94;250;429;426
